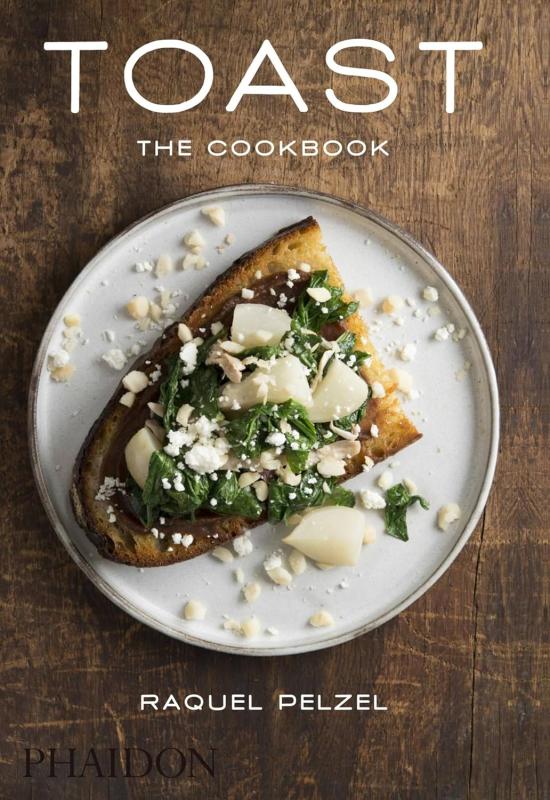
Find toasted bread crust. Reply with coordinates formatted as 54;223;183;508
71;217;420;566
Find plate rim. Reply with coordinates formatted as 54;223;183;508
28;182;500;656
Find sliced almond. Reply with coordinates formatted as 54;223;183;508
238;471;260;488
177;323;193;343
122;370;149;394
307;287;332;303
147;401;164;417
253;479;268;502
176;403;194;427
63;312;81;327
126;296;150;320
119;391;135;407
201;206;225;227
50;363;75;382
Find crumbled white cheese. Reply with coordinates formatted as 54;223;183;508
184;600;206;621
134;260;154;273
95;476;125;502
434;326;450;342
102;348;127;370
381;295;404;315
225;233;236;245
155;254;173;277
453;327;467;342
48;350;70;371
265;431;286;447
179;340;198;375
377;469;394;491
403;477;418;494
266;626;279;636
148;364;162;384
241;287;255;300
181;534;194;548
399;342;417;362
309;610;334;628
370;423;379;438
184;443;227;474
422;286;439;302
182;252;208;271
359;489;386;510
437;503;461;531
183;230;205;250
371;381;386;398
389;367;414;397
233;534;253;557
211;320;224;335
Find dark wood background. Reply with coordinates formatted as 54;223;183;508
1;1;547;797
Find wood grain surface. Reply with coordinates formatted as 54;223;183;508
1;0;548;797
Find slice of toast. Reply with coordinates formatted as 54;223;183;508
71;217;420;566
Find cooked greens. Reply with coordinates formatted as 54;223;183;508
139;450;262;525
267;469;355;523
384;482;430;541
142;451;210;526
292;270;359;332
225;399;317;474
136;270;377;528
208;471;263;518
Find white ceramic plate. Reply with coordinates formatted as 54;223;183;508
29;185;499;655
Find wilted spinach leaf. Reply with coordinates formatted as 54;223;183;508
179;365;220;419
291;270;358;332
267;469;355;523
208;472;263;518
142;450;209;524
225;400;319;471
384;482;430;541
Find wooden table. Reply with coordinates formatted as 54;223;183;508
1;1;547;797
